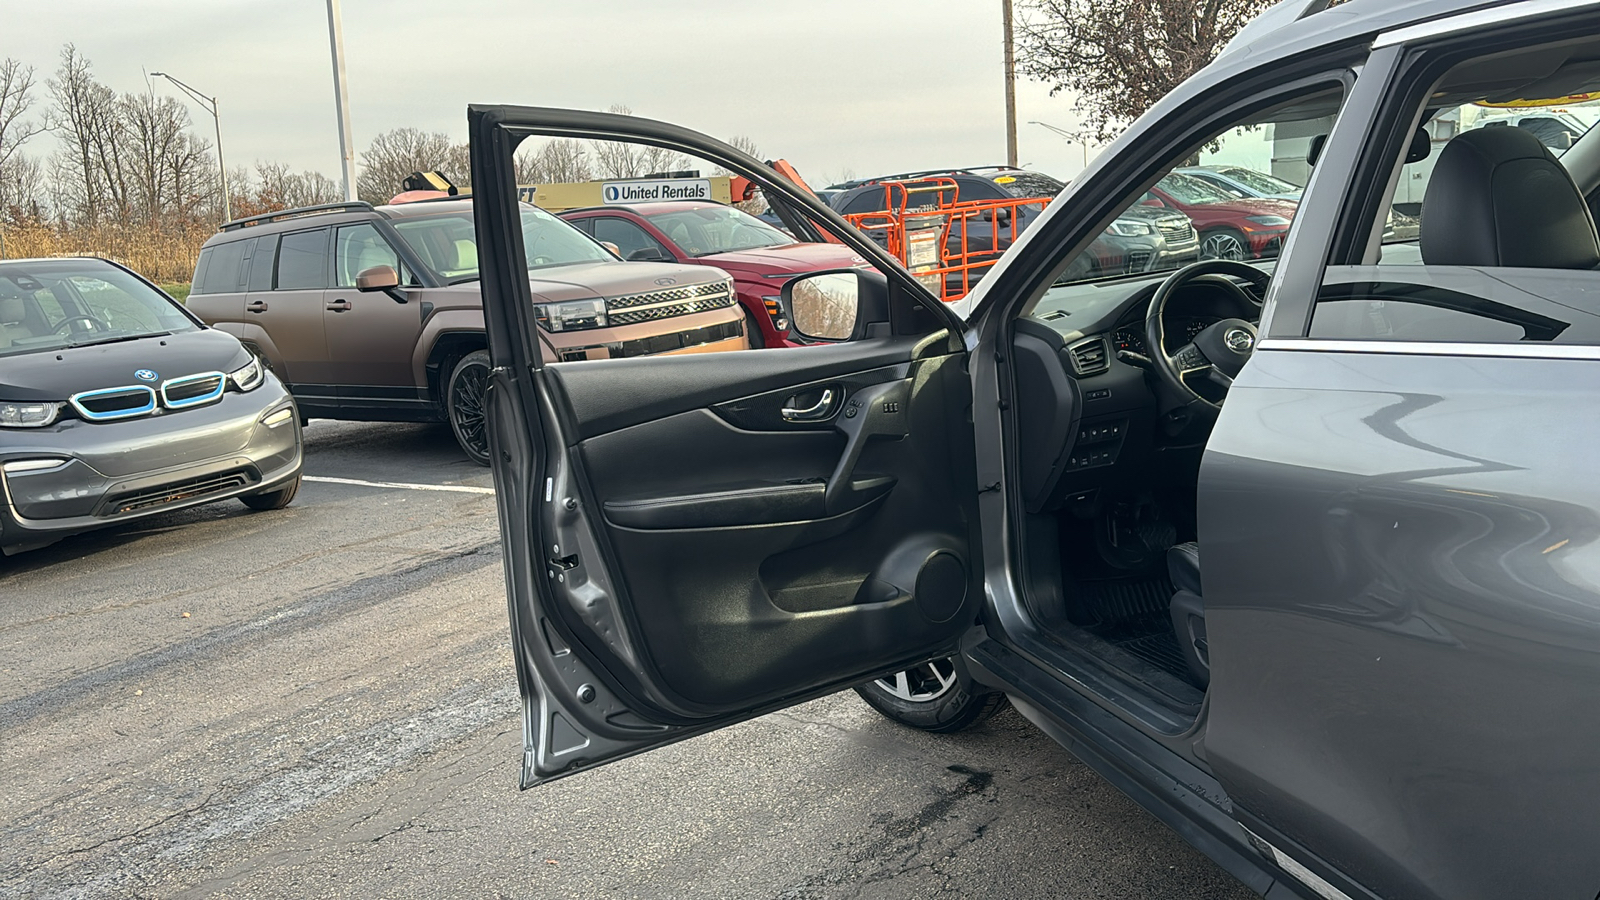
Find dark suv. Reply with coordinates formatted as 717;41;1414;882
188;198;746;464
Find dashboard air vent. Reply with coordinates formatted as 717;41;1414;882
1066;336;1110;377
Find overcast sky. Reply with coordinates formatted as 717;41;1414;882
10;0;1097;189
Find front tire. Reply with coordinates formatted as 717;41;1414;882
1199;227;1248;261
240;473;300;511
447;350;492;467
854;658;1007;733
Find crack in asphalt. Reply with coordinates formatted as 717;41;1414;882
0;540;501;732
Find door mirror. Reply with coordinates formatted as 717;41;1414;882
355;265;399;291
600;241;622;256
783;271;859;341
627;247;668;262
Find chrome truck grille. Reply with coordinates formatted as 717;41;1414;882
604;280;735;326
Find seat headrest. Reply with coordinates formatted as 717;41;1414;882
0;296;24;323
1420;126;1600;269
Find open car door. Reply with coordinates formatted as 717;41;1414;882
467;106;983;787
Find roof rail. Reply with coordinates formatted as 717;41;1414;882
219;201;375;232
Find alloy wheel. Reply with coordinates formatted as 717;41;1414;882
449;355;491;465
1200;231;1247;261
874;659;960;702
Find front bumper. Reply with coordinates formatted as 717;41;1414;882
0;380;302;552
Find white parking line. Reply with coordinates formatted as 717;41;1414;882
303;475;496;495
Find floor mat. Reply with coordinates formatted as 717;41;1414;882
1068;574;1199;686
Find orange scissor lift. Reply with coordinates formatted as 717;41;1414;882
839;177;1052;302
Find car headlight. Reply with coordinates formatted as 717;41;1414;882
229;356;265;392
0;401;64;428
1246;215;1292;227
762;295;789;331
1107;219;1154;236
535;298;608;332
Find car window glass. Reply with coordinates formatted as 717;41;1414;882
248;235;278;291
1314;38;1600;344
593;217;669;259
394;205;610;283
276;228;329;291
1024;85;1344;312
0;264;196;359
334;223;406;287
641;207;793;257
197;239;248;295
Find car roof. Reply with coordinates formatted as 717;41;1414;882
1215;0;1540;69
562;200;725;216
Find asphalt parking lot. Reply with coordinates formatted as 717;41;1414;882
1;420;1254;899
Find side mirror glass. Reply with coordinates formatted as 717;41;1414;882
783;271;859;342
355;265;399;291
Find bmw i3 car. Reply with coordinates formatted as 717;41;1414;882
0;257;302;556
466;1;1600;898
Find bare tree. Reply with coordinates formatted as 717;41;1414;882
1015;0;1273;140
0;58;44;212
516;138;592;185
716;135;766;214
247;161;341;212
48;44;128;224
120;91;215;223
356;127;468;202
589;105;691;179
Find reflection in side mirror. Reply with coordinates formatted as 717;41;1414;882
355;265;399;291
784;272;859;341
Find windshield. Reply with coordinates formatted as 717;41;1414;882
1155;172;1239;205
0;260;197;358
643;205;794;256
1214;167;1300;195
392;205;612;282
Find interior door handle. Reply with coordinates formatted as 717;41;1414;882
246;300;268;313
326;299;352;312
782;388;837;422
824;379;911;515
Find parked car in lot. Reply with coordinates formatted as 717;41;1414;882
0;258;301;557
559;200;871;347
1146;171;1296;260
465;2;1600;899
1177;164;1304;201
187;198;747;465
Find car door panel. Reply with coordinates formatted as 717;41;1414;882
469;104;978;786
547;345;976;715
1202;347;1600;900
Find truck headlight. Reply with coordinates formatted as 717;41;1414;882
1107;219;1153;236
0;401;64;428
535;298;608;332
229;356;265;392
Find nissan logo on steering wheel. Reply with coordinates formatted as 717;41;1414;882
1223;327;1254;353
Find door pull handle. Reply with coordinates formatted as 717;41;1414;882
246;300;268;313
782;388;836;422
326;299;352;312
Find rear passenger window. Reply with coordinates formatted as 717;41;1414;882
248;236;278;291
1311;40;1600;346
197;240;248;295
276;229;329;291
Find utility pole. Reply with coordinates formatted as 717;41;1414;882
326;0;358;201
150;71;230;223
1002;0;1018;168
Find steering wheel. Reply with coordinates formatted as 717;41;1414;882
54;314;110;335
1144;259;1270;411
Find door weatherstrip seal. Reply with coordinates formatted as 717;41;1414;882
1373;0;1600;48
1257;338;1600;361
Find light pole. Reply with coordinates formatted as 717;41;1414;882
1028;120;1088;170
1002;0;1018;168
150;71;230;223
326;0;358;201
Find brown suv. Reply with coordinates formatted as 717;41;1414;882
187;198;747;464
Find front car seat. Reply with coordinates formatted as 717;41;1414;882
1420;125;1600;268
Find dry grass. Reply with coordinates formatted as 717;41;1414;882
0;222;211;285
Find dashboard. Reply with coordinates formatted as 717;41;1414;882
1011;270;1266;514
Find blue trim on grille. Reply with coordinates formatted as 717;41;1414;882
69;385;157;421
159;372;226;409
